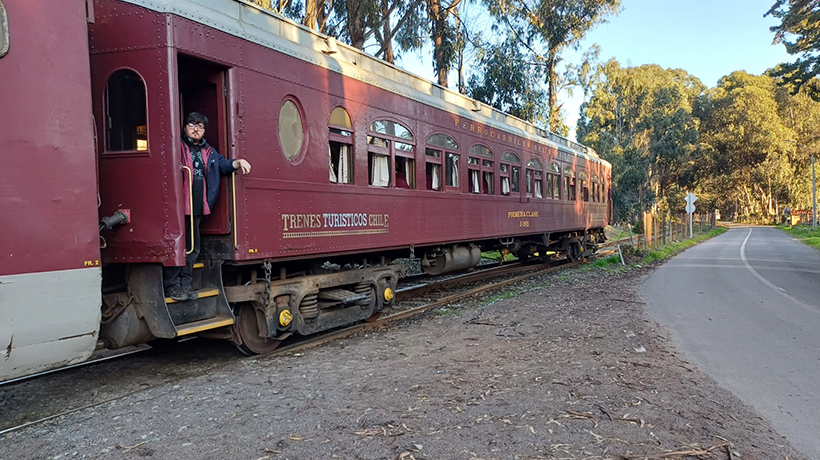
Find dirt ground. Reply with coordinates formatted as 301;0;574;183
0;255;809;459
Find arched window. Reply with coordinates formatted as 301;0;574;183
105;69;148;152
368;119;415;188
500;152;520;196
468;145;494;194
328;107;353;184
426;133;459;190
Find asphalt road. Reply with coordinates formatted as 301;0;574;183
640;226;820;459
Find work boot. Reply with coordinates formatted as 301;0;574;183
165;284;187;302
182;284;198;301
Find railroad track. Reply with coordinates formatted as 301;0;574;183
0;253;599;434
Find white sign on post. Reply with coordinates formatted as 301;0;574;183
684;193;697;238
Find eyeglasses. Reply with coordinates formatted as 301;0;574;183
187;122;205;131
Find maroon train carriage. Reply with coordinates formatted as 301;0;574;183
0;1;102;381
0;0;611;381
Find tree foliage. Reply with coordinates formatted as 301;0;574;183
466;38;549;125
577;61;702;221
767;0;820;100
487;0;620;132
695;72;793;219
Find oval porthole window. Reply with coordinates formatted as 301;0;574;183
279;99;304;161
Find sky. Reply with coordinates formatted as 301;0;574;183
396;0;795;141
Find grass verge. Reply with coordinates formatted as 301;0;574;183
640;227;727;265
778;225;820;250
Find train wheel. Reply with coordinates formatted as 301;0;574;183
567;242;582;262
235;303;281;355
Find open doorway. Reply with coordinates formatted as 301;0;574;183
178;54;231;235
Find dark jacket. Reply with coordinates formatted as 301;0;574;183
181;137;236;215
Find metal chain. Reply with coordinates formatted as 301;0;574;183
262;261;272;306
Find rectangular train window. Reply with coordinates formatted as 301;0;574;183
369;152;390;187
500;164;510;195
482;160;494;194
426;148;442;190
329;109;354;184
395;155;415;188
328;142;353;184
501;152;520;195
562;176;570;200
0;1;8;59
510;166;520;193
468;157;480;194
578;172;589;201
525;158;543;198
445;152;459;187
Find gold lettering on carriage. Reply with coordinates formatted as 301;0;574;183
454;117;554;155
281;213;390;239
507;211;539;218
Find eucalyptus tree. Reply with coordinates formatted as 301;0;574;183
767;0;820;99
577;61;703;220
487;0;620;133
466;38;549;125
696;72;793;220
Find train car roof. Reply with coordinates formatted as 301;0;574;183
120;0;609;167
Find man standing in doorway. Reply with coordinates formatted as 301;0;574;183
163;112;252;301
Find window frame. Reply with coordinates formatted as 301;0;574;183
278;96;308;164
500;152;521;196
367;118;415;189
426;133;459;192
526;158;543;198
328;106;354;185
468;144;494;195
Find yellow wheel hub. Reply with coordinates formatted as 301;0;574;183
384;287;394;302
279;309;293;327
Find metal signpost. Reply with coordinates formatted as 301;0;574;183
685;193;697;239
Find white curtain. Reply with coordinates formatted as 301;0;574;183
372;154;389;187
484;172;493;194
501;177;510;195
405;161;414;187
470;170;480;193
338;145;350;183
432;164;441;190
535;179;543;198
328;145;338;183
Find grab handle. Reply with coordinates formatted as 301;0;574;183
181;165;195;255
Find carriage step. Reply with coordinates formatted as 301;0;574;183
193;262;204;269
176;315;234;336
165;288;220;304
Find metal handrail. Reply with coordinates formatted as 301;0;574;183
181;165;194;255
232;171;238;250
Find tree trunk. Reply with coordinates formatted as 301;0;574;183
347;0;366;49
547;47;558;133
303;0;320;30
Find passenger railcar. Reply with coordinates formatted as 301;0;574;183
0;0;611;381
